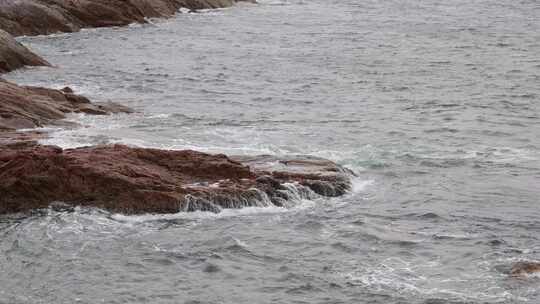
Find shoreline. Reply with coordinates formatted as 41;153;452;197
1;0;538;283
0;0;354;215
0;0;256;37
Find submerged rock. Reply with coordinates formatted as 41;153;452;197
510;262;540;277
0;144;353;215
0;80;132;131
0;0;256;36
0;29;50;73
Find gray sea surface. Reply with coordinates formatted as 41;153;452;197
2;0;540;303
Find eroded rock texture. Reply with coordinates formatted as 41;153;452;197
0;144;353;215
0;80;132;131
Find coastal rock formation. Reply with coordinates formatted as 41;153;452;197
0;80;132;131
0;144;353;215
0;29;50;73
0;0;255;36
510;262;540;277
0;0;350;217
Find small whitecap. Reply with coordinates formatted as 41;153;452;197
351;178;374;193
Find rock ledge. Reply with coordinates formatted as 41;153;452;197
0;29;50;73
0;144;353;215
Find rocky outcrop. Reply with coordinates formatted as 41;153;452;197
0;80;132;131
0;0;255;36
510;262;540;277
0;79;352;216
0;144;353;215
0;29;50;73
0;0;351;216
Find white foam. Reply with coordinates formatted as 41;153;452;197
342;257;526;303
112;205;288;223
351;178;374;193
113;185;319;224
195;8;229;15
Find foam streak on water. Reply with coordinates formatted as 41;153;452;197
3;0;540;303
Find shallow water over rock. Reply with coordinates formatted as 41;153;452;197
3;0;540;303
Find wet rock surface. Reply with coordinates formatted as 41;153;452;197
510;262;540;277
0;80;132;131
0;144;353;215
0;0;255;36
231;155;355;197
0;29;50;73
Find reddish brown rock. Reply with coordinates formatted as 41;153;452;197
510;262;540;277
0;80;132;131
0;29;50;73
0;0;256;37
0;144;352;215
0;130;46;147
